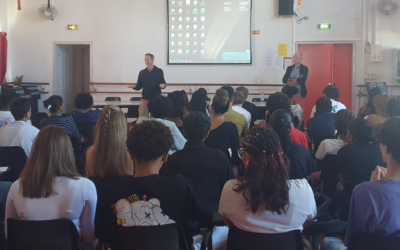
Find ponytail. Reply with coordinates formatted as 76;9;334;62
43;95;63;113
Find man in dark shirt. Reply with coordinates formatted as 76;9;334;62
236;87;256;128
131;53;167;101
95;120;212;246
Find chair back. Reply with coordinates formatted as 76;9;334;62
112;223;189;250
105;97;121;102
31;112;48;129
320;154;339;199
348;231;400;250
227;225;303;250
191;177;224;214
7;218;84;250
0;147;26;182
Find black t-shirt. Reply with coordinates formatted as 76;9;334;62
285;141;316;179
135;66;166;100
95;175;212;246
337;143;384;184
204;122;241;167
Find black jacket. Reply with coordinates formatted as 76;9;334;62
282;64;309;98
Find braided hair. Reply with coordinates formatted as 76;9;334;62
335;109;355;140
315;96;333;115
270;109;292;153
168;91;188;120
234;127;290;214
189;88;208;114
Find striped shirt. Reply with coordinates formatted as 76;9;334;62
40;117;81;144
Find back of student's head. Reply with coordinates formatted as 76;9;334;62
381;117;400;165
75;93;94;110
168;91;188;119
212;89;230;115
281;86;299;99
387;98;400;118
348;118;375;145
236;87;249;100
148;95;172;119
183;111;210;141
234;127;290;214
323;85;340;100
221;86;234;102
316;96;333;114
10;98;31;121
189;88;208;114
92;105;128;177
19;126;78;198
0;91;18;110
43;95;63;113
233;90;246;105
267;92;291;115
126;120;174;162
335;109;355;138
373;94;391;117
270;109;292;152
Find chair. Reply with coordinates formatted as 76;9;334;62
31;112;48;129
226;225;303;250
126;97;142;118
348;231;400;250
76;122;96;146
320;155;340;200
0;147;27;183
105;97;121;102
7;218;84;250
303;220;347;250
191;177;224;214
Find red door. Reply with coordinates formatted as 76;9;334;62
333;44;353;110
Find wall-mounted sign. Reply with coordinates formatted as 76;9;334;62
318;24;331;30
252;30;260;35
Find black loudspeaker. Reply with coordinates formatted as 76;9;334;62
279;0;294;15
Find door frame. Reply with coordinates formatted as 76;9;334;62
296;41;356;111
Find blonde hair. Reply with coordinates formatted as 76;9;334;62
19;126;78;198
92;105;129;177
373;95;391;117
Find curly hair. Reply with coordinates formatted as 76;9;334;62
335;109;355;139
281;86;299;99
189;88;208;114
323;85;340;100
43;95;63;113
221;86;234;101
266;92;292;124
183;111;211;141
148;95;173;119
236;87;249;100
168;91;188;120
234;127;290;214
270;109;292;153
373;94;391;117
74;93;94;110
348;118;376;144
381;117;400;164
316;96;333;115
212;89;230;114
387;98;400;118
126;120;174;162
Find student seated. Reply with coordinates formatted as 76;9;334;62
219;128;316;235
165;90;190;130
71;93;100;124
324;117;400;250
310;85;346;118
281;85;304;127
5;126;97;247
236;86;257;128
85;105;133;179
95;120;212;247
137;95;186;152
232;90;251;128
271;110;316;180
366;94;391;127
357;87;382;118
205;89;241;168
221;86;249;137
0;98;39;158
189;88;210;116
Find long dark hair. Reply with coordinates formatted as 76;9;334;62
168;91;188;120
335;110;355;139
270;109;292;153
234;128;290;214
43;95;63;113
189;88;208;114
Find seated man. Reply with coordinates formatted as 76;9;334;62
95;120;212;247
0;98;39;158
310;85;346;118
324;117;400;250
221;86;249;137
236;87;256;128
71;93;100;124
232;90;251;129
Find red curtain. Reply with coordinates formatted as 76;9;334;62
0;32;7;83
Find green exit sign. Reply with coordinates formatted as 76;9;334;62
318;23;331;30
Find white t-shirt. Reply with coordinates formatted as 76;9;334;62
219;179;317;234
0;111;33;132
233;106;251;128
291;104;304;125
0;121;39;157
5;177;97;243
310;100;346;118
315;138;346;160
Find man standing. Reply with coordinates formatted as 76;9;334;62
282;52;309;108
130;53;167;103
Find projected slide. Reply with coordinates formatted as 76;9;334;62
168;0;252;64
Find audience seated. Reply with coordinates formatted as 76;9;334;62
0;91;18;131
236;86;257;128
266;92;309;149
85;105;133;178
324;117;400;250
95;120;213;247
310;85;346;118
271;109;316;180
357;87;382;118
0;98;39;158
232;90;251;128
315;109;355;169
165;90;190;130
137;95;186;152
281;85;304;127
387;97;400;118
205;89;241;168
220;86;249;137
188;88;210;116
5;126;97;247
219;128;316;235
366;94;391;127
71;93;100;124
